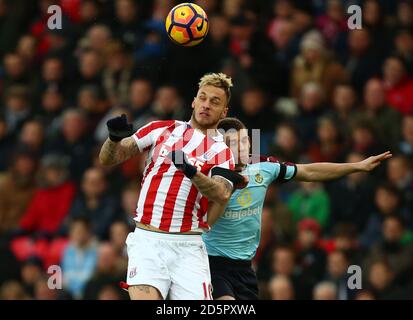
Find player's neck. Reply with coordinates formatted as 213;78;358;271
189;118;219;137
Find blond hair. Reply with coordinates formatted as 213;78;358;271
198;73;233;105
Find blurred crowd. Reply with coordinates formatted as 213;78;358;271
0;0;413;300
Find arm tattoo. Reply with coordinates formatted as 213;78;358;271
190;172;233;204
212;176;233;195
137;285;151;294
99;137;140;166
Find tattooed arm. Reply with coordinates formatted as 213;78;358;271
207;199;229;226
99;137;140;166
191;173;234;205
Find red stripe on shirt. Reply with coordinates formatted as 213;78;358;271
140;162;171;225
196;196;209;229
180;185;199;232
158;128;195;231
136;120;175;139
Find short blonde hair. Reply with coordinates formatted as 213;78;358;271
198;73;233;105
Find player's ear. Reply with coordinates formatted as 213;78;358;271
191;99;196;109
221;106;228;119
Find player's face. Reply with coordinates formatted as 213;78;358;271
225;129;250;166
192;85;228;129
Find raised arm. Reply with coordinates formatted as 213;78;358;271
168;150;247;204
99;114;139;166
99;137;140;166
295;151;392;182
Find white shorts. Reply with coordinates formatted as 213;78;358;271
125;227;212;300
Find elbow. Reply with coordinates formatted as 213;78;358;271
99;153;111;166
216;190;231;205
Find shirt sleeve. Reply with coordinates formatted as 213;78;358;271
266;157;297;183
132;120;175;152
209;147;235;187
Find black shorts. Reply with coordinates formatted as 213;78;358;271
208;255;259;300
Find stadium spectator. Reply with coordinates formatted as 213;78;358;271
328;83;358;138
77;85;108;133
0;147;37;235
296;219;326;285
128;78;154;124
294;82;326;147
306;116;342;163
290;30;348;100
37;57;66;97
19;154;76;236
269;122;302;163
328;223;363;265
83;242;127;300
228;13;276;91
362;0;392;60
39;85;66;138
108;221;130;273
268;275;295;300
354;290;376;300
0;116;13;171
97;284;123;300
46;109;95;181
269;245;311;299
62;217;98;299
75;0;105;39
324;250;354;300
288;181;330;230
3;86;32;137
360;183;410;248
383;55;413;115
355;78;402;148
79;24;113;55
398;115;413;159
0;281;31;300
112;0;144;51
348;119;385;157
313;281;337;300
65;167;119;240
149;85;187;121
396;0;413;29
342;29;382;96
327;152;376;232
20;256;43;298
365;216;413;282
234;86;278;135
206;15;231;72
393;28;413;75
366;258;405;299
19;120;45;155
102;40;135;106
73;48;104;97
16;35;38;71
386;155;413;211
33;275;72;300
315;0;347;49
2;53;34;98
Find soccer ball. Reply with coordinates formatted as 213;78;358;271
165;3;209;47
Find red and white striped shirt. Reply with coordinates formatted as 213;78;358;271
132;120;235;233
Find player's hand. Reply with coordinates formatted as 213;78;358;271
106;114;134;142
358;151;393;172
168;150;197;179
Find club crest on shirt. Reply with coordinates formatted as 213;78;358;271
202;149;216;161
255;173;263;184
129;267;137;278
